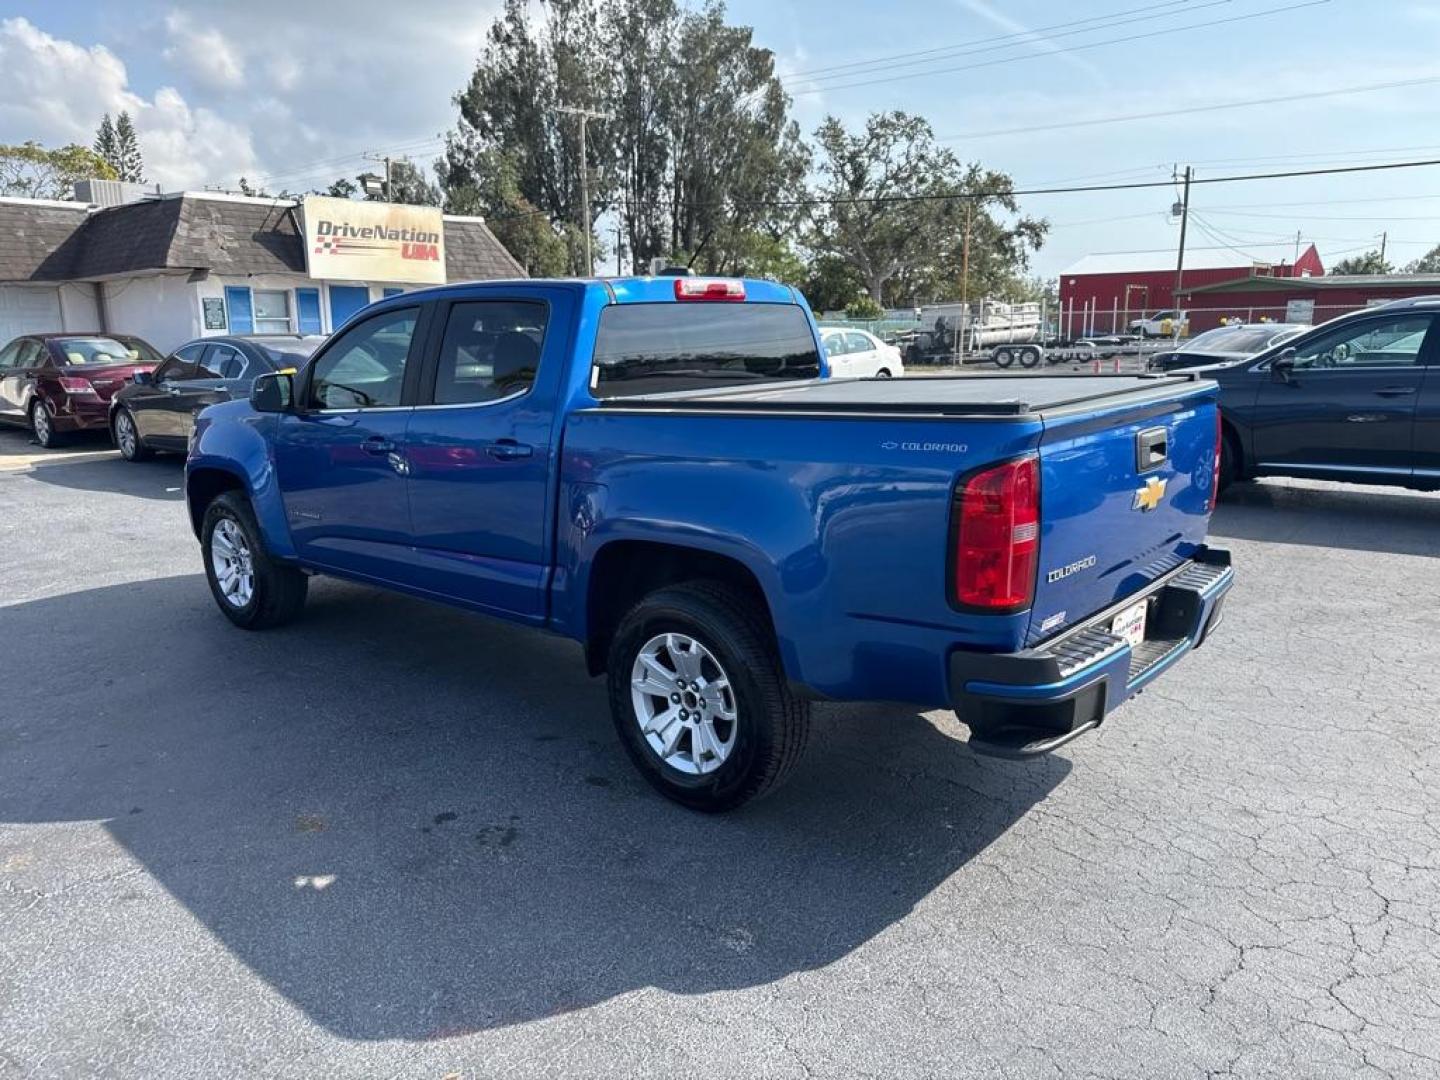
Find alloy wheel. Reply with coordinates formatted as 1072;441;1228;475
210;518;255;608
630;632;738;775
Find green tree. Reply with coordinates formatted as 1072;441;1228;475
366;158;441;206
844;295;884;319
325;177;358;199
0;142;115;199
1329;249;1393;276
1404;244;1440;273
93;114;120;175
444;148;572;276
798;253;865;313
807;111;1046;307
113;112;144;182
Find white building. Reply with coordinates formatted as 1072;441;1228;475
0;189;524;352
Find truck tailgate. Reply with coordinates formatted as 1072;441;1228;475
1027;384;1218;645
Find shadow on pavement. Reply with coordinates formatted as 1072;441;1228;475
1212;479;1440;558
1;574;1066;1041
11;450;184;501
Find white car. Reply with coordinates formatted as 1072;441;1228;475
1127;310;1189;338
819;327;905;378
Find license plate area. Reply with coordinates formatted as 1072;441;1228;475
1111;599;1148;649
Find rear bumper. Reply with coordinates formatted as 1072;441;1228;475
951;547;1233;758
52;395;112;432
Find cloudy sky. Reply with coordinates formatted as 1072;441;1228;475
3;0;1439;276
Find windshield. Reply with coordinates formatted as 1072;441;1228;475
55;337;162;366
1182;327;1287;354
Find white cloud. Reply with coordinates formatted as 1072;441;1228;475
162;12;244;92
0;16;259;190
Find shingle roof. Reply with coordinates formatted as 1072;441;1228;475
0;194;525;283
0;199;92;281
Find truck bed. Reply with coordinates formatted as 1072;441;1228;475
594;373;1205;418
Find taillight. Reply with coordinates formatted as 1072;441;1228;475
952;456;1040;612
674;277;746;302
1209;407;1222;512
57;376;96;394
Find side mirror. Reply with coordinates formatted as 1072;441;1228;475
250;371;295;413
132;370;154;386
1271;349;1296;382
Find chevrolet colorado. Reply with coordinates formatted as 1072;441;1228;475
185;276;1233;810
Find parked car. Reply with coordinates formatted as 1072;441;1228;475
1150;324;1307;372
1201;298;1440;491
819;326;905;378
1128;309;1189;338
0;333;163;447
186;276;1232;811
110;335;326;461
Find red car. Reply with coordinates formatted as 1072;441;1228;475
0;333;163;448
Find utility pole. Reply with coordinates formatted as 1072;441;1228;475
1294;230;1302;267
957;199;973;361
1380;230;1389;265
558;105;612;276
362;153;394;200
1173;165;1192;315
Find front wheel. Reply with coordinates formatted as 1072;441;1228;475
993;348;1015;368
112;408;151;461
607;582;811;812
202;491;308;629
1218;429;1240;494
875;368;892;378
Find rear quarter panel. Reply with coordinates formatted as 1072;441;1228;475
554;409;1042;705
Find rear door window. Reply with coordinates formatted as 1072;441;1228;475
430;300;548;405
592;303;821;397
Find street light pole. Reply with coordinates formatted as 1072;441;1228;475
558;106;612;276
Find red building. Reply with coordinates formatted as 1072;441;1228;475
1058;243;1324;335
1177;273;1440;333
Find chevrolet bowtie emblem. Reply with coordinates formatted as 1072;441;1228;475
1132;475;1168;512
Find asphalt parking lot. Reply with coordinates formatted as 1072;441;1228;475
2;427;1438;1079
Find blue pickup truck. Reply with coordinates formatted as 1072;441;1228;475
185;276;1233;810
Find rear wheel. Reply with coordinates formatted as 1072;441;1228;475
607;582;810;812
1218;428;1241;493
1019;347;1042;369
112;408;151;461
993;348;1015;368
202;491;308;629
29;400;61;448
875;368;892;378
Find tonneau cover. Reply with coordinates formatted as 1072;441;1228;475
595;373;1206;418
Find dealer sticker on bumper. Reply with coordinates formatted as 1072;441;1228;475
1111;600;1148;649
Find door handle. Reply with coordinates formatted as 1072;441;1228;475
485;439;533;460
1374;386;1417;398
361;436;395;454
1346;414;1386;424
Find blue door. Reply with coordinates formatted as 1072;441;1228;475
328;285;371;331
295;288;322;335
271;304;425;584
400;290;571;621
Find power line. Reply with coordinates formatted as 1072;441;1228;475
787;0;1328;97
736;157;1440;210
940;73;1440;142
246;136;445;187
782;0;1228;91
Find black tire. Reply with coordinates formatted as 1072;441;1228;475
112;407;152;462
875;368;892;379
1018;347;1041;369
29;399;62;448
993;348;1015;368
201;491;308;630
606;581;811;812
1217;427;1240;494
